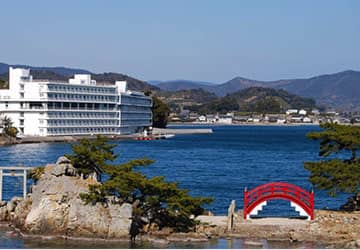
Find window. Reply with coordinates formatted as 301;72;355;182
20;93;24;98
20;119;24;126
20;112;24;117
5;102;8;109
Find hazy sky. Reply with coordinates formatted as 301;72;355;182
1;0;359;82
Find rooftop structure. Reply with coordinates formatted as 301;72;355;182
0;67;152;136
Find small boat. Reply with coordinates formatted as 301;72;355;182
162;134;175;139
135;134;175;141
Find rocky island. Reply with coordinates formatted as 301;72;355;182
0;155;359;248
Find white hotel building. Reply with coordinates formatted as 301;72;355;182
0;67;152;136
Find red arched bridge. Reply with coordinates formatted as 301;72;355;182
243;182;314;220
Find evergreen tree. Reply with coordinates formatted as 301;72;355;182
75;136;213;231
152;96;170;128
1;115;18;137
304;123;360;197
66;135;117;177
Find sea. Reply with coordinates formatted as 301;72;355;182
0;125;350;248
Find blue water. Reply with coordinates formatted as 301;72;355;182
1;125;349;216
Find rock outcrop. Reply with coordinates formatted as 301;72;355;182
1;156;133;239
340;193;360;211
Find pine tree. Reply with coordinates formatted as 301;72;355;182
66;135;117;177
152;96;170;128
75;136;213;231
304;123;360;197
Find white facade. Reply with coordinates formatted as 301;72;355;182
286;109;298;115
0;67;152;136
299;109;307;115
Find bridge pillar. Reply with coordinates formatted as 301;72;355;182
23;169;27;198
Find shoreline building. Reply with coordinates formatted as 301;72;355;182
0;67;152;136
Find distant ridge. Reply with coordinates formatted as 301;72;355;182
0;62;91;76
0;62;159;92
155;70;360;111
156;79;216;91
1;62;359;110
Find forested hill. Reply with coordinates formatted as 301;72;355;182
189;87;317;114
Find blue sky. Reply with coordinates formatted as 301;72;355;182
1;0;359;82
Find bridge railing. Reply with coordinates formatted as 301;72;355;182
244;182;314;220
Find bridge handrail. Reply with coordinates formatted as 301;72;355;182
244;182;313;208
243;182;314;220
246;186;312;205
246;182;311;198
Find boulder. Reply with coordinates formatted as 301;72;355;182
56;156;71;165
12;197;32;228
6;197;22;213
25;196;69;234
107;203;132;238
67;198;110;238
0;206;7;221
51;156;77;177
0;201;7;207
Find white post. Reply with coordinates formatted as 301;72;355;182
0;169;2;201
23;169;27;198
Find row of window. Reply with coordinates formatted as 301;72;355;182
47;102;116;110
120;120;151;126
121;96;151;106
47;93;117;102
121;105;152;113
47;85;116;94
48;120;119;126
47;127;118;135
121;113;152;119
47;112;119;119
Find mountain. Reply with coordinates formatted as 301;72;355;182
273;70;360;111
0;63;159;92
156;88;218;112
0;62;91;76
189;87;317;114
154;70;360;111
156;80;216;91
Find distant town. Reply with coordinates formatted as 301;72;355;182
170;108;360;125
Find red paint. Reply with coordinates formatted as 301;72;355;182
243;182;314;220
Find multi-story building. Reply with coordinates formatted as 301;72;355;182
0;67;152;136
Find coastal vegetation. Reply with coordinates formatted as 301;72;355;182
0;78;7;89
305;123;360;209
0;115;18;137
151;96;170;128
68;136;212;232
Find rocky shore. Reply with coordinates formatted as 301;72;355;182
0;156;359;248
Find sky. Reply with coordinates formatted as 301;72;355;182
1;0;359;83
